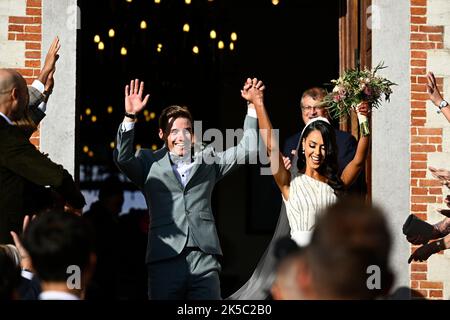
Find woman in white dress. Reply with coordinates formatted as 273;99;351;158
229;78;370;299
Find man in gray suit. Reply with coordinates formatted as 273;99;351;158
114;78;260;299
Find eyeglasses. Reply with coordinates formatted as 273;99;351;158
301;106;325;113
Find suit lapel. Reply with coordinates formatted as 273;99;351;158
184;152;204;188
155;148;184;190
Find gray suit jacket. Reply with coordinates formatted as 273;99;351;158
114;115;258;263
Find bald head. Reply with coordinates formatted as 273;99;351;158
0;69;29;121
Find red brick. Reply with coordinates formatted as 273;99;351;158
412;68;427;76
33;17;42;24
419;179;441;187
411;25;419;32
437;145;443;152
411;144;436;153
411;51;427;59
411;16;427;24
25;60;40;68
411;84;427;92
411;7;426;15
26;8;42;16
15;68;34;77
412;128;418;135
411;263;428;272
412;187;428;195
16;33;41;41
8;24;24;32
411;153;427;161
420;26;444;33
27;0;42;7
429;137;442;144
418;128;442;135
411;161;427;169
411;196;437;203
411;42;435;50
411;179;418;187
411;101;426;109
8;33;15;40
412;136;427;143
429;290;443;298
436;43;444;49
24;25;41;33
417;76;428;84
411;59;427;68
411;0;426;5
411;33;428;41
411;204;427;211
428;34;443;42
411;281;419;289
411;119;426;126
26;42;40;50
9;16;35;24
429;188;442;195
25;51;40;59
411;110;426;117
411;92;429;100
420;281;443;289
411;273;427;281
411;170;426;178
33;69;41;77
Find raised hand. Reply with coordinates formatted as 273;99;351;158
38;36;61;84
125;79;150;115
10;215;33;271
408;239;445;263
426;72;444;107
241;77;265;106
429;166;450;188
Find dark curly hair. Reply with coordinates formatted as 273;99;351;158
297;120;344;195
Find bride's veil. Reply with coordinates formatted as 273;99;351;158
226;138;301;300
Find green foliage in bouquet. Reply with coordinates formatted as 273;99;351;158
323;62;397;120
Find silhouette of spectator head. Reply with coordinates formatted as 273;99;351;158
0;246;21;300
0;69;29;121
271;236;306;300
98;176;124;216
300;197;394;299
23;210;96;298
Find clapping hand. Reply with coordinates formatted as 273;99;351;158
125;79;150;115
38;37;60;85
10;215;34;271
426;72;444;108
429;166;450;188
408;240;444;263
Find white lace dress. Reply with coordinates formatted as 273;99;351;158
283;171;337;246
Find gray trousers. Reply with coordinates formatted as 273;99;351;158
148;248;222;300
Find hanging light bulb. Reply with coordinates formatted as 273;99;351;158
192;46;199;54
88;151;94;157
210;30;216;39
183;23;190;32
94;35;100;43
231;32;237;41
157;43;163;52
83;146;89;153
272;0;279;5
98;42;105;50
152;144;158;150
107;106;113;114
229;42;235;51
91;115;97;122
110;141;115;149
154;0;160;3
126;0;132;2
85;108;92;115
185;0;191;4
150;112;156;119
121;47;127;55
140;20;147;29
218;41;224;49
108;29;115;37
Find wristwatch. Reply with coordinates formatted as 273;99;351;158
438;100;449;113
124;112;137;120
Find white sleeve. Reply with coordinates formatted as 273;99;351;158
247;107;257;118
121;121;135;132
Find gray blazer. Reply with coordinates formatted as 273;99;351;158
114;115;258;263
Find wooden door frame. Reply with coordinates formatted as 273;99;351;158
339;0;372;200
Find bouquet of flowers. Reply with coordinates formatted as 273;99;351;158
323;62;396;136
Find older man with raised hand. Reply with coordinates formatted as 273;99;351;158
0;65;85;243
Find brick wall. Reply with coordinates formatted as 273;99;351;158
1;0;42;147
410;0;450;299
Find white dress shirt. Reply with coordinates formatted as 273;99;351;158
39;291;80;300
